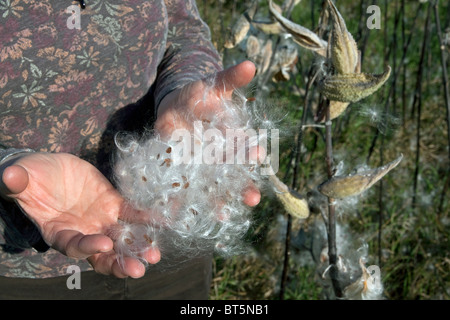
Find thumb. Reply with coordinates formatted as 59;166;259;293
214;60;256;96
1;165;29;196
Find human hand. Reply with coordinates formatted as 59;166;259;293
154;61;261;207
0;152;160;278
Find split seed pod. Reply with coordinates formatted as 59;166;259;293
327;0;359;74
224;2;257;49
269;173;310;219
320;67;392;103
268;0;327;56
318;154;403;199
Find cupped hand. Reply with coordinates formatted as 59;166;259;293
0;152;160;278
154;61;261;207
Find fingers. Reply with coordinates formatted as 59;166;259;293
89;247;160;279
56;229;161;278
88;253;147;279
53;230;113;259
242;184;261;207
214;60;256;96
0;165;29;197
141;247;161;265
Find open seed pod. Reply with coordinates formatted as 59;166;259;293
320;67;392;103
268;0;327;56
318;154;403;199
268;173;310;219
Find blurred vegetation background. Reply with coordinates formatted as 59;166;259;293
196;0;449;300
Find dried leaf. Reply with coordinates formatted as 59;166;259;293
224;14;250;49
251;20;284;35
268;0;327;56
327;0;359;74
318;154;403;198
224;2;258;49
271;44;298;82
269;174;310;219
320;66;392;103
260;40;273;74
246;35;261;58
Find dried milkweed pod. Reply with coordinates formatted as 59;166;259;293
250;19;284;35
317;1;390;117
268;172;310;219
319;66;392;103
268;0;327;56
246;35;261;59
327;0;359;74
272;43;298;82
224;2;258;49
318;154;403;199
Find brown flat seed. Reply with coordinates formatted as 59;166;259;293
183;182;190;189
124;238;133;245
143;234;153;245
166;147;172;154
182;176;187;182
142;176;147;182
160;158;171;167
172;182;180;188
189;208;199;216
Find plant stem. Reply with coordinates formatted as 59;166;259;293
324;99;342;298
432;0;450;215
412;3;431;209
432;0;450;161
279;214;292;300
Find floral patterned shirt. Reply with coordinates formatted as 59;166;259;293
0;0;221;278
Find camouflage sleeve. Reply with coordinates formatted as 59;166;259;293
153;0;223;110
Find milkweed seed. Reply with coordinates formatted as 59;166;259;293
143;234;153;245
142;176;147;182
160;158;171;167
172;182;180;188
183;182;190;189
124;238;133;245
166;147;172;154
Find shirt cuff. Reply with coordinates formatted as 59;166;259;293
0;148;35;165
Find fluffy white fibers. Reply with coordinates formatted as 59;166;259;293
112;84;279;270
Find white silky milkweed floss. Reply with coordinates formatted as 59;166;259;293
112;86;280;270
